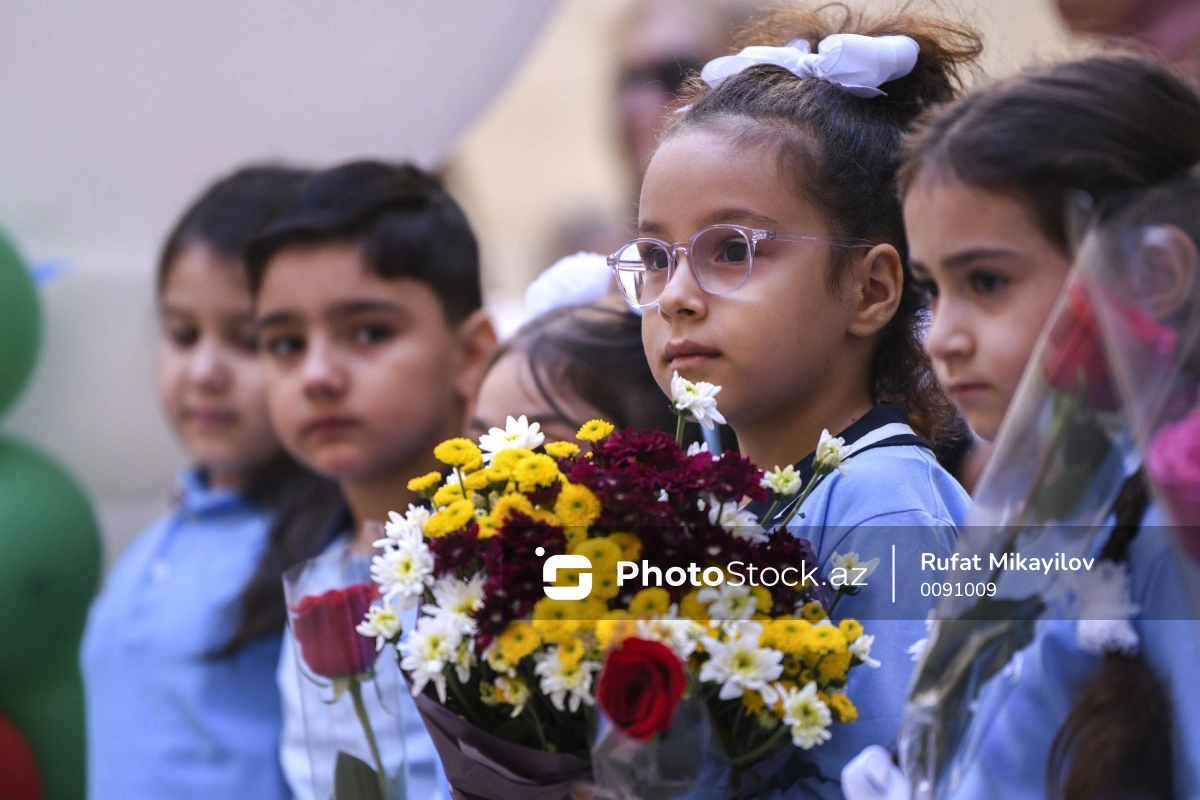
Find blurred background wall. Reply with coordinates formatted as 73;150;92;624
0;0;1076;571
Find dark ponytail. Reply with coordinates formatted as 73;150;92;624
667;2;982;444
1046;472;1175;800
158;165;345;657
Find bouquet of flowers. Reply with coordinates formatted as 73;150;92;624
359;373;880;798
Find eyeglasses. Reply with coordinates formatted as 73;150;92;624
607;224;873;308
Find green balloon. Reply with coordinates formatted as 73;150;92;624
0;436;101;800
0;229;40;418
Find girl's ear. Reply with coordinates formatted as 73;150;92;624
1136;225;1197;320
846;244;904;338
452;309;498;408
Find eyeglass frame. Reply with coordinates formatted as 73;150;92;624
606;224;875;308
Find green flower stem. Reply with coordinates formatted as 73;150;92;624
348;678;389;798
675;413;687;446
760;498;782;527
731;724;790;769
773;471;829;532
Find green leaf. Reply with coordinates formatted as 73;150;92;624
333;751;386;800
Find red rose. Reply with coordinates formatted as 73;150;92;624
597;638;687;742
289;583;380;680
1042;283;1176;411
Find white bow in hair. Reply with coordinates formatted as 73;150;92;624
700;34;919;98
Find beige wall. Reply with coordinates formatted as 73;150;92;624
451;0;1081;325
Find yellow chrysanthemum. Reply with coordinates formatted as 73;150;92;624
595;611;635;650
557;638;587;668
485;464;511;483
544;440;581;459
433;438;483;468
679;590;709;621
576;419;615;443
782;654;803;678
462;454;484;473
570;537;621;570
587;565;622;601
809;625;847;654
476;515;501;539
553;567;585;590
817;648;853;684
762;617;813;656
433;482;469;508
751;585;774;615
629;587;671;619
489;493;535;524
828;692;858;723
743;689;766;716
799;667;817;685
528;509;561;527
463;471;490;492
554;482;602;528
496;621;541;663
407;471;443;495
563;526;588;548
492;447;535;473
512;453;560;492
608;532;642;562
480;681;499;706
838;618;863;643
800;601;827;623
578;598;608;623
424;499;476;537
532;598;582;644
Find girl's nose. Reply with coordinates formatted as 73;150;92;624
924;300;974;364
187;338;231;391
655;248;707;321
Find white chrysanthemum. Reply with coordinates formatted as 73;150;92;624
398;614;462;702
637;612;705;659
697;582;760;621
478;415;545;463
377;504;430;547
814;429;848;476
699;622;782;705
670;371;727;431
370;539;435;609
780;682;833;750
495;676;531;718
356;600;403;651
760;465;802;496
427;574;486;620
831;551;880;581
533;650;600;713
1066;560;1140;656
850;633;882;668
687;440;720;461
706;496;767;543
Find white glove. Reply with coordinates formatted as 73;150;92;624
841;746;911;800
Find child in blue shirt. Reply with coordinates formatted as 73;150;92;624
82;166;342;800
841;54;1200;799
247;161;497;799
610;6;981;795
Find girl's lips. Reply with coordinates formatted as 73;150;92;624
184;408;237;427
668;353;718;370
303;417;359;439
663;341;721;371
946;383;991;399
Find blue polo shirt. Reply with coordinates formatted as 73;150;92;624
82;469;287;800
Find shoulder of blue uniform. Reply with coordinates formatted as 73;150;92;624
812;444;969;529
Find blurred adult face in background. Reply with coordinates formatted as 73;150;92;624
1054;0;1200;63
615;0;756;185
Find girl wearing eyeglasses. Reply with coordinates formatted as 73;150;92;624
616;5;981;794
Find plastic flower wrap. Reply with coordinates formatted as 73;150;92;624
898;176;1200;798
360;380;877;799
284;542;409;800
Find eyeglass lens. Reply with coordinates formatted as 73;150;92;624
613;227;753;305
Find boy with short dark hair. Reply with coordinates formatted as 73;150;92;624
250;160;495;800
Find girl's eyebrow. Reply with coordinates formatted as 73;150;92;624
941;247;1022;271
638;208;780;238
325;299;404;322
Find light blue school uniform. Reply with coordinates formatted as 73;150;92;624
694;406;969;799
81;469;288;800
944;503;1200;799
278;534;449;800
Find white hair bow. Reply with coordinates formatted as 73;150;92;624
700;34;919;98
